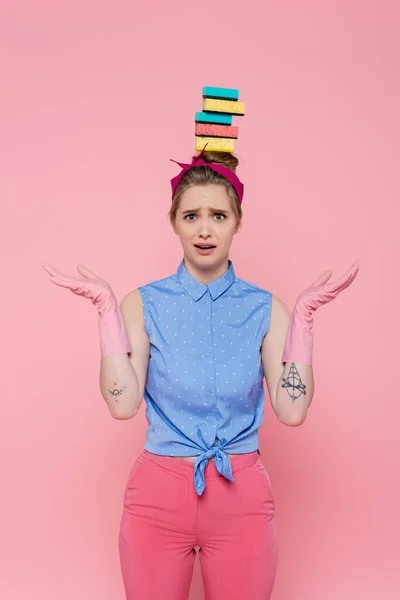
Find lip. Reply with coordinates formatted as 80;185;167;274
194;243;216;255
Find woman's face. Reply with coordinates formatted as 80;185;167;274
172;184;240;269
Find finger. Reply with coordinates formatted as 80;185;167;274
42;263;59;276
350;259;361;275
76;264;102;280
309;270;332;288
333;261;360;291
325;260;360;294
42;263;76;281
48;275;81;290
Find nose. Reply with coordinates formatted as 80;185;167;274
198;218;213;238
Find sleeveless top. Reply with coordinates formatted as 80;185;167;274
138;258;272;496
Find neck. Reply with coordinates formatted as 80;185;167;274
183;256;229;285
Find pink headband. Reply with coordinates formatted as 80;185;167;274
170;144;244;205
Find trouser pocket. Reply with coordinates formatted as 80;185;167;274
123;452;188;514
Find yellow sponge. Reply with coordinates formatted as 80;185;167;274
195;136;235;152
203;98;245;115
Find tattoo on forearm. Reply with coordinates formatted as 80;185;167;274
107;383;127;401
281;363;307;403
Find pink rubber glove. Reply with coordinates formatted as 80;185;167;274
282;260;360;365
42;263;132;358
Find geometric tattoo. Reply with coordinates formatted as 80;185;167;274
281;363;307;403
107;383;126;402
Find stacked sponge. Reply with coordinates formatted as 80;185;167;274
195;86;245;152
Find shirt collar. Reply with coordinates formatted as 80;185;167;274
176;259;236;301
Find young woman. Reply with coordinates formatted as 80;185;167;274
42;147;359;599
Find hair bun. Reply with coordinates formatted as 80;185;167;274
202;151;239;173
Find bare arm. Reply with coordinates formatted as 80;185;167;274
99;289;150;420
261;295;314;426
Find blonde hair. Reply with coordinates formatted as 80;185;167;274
168;151;243;225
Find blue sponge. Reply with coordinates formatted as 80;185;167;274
195;111;233;125
202;86;240;101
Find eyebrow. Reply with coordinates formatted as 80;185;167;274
181;208;230;215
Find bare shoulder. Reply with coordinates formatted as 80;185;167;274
120;289;145;330
119;288;149;355
261;294;291;419
261;294;290;354
270;294;290;328
119;289;150;400
262;294;291;356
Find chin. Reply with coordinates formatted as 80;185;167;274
190;251;225;267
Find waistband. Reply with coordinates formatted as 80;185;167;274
144;449;259;495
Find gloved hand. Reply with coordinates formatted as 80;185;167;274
282;260;360;365
42;263;132;358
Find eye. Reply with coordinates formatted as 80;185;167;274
184;214;197;220
214;213;226;220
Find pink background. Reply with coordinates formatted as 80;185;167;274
1;1;399;598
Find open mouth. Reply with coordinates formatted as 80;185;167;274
194;244;216;249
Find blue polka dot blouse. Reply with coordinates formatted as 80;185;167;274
138;258;272;496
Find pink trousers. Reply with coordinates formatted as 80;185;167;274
119;450;278;600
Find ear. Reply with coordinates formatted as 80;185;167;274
234;219;242;234
170;218;178;235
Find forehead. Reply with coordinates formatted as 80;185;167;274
179;184;231;211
